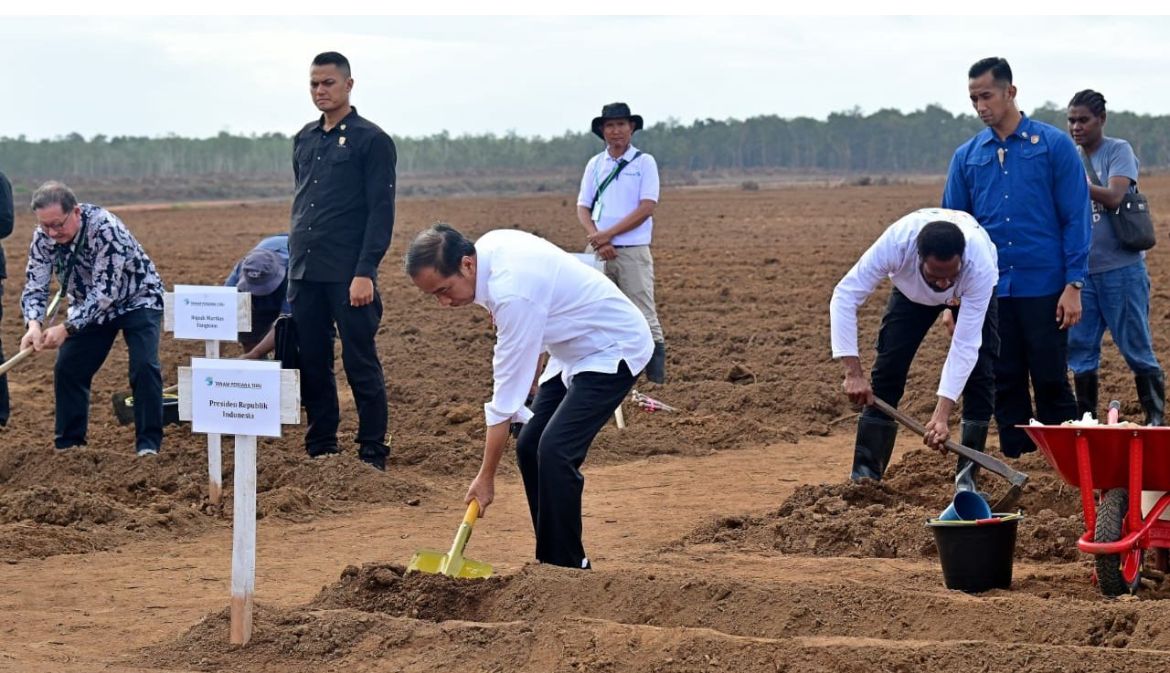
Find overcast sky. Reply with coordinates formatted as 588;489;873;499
2;15;1168;141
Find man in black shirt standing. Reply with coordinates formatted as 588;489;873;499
289;51;396;470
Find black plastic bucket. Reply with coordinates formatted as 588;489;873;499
927;512;1022;593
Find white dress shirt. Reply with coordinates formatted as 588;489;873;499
830;208;999;402
474;229;654;426
576;145;660;246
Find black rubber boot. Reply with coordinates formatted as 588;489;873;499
954;420;989;494
645;341;666;384
850;416;899;481
1074;370;1099;421
1135;370;1166;426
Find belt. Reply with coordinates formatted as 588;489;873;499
612;244;648;249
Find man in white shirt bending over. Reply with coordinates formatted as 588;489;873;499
405;224;653;569
830;208;999;495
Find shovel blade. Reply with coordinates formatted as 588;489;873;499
450;556;493;579
406;549;493;579
407;549;448;574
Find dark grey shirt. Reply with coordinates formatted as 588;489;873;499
289;107;396;283
1084;136;1142;274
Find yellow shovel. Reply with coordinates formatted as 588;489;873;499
407;500;493;579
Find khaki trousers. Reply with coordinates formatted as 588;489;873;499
604;245;663;343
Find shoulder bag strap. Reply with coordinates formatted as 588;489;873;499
590;151;643;211
1077;145;1104;187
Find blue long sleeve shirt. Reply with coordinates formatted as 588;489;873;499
942;114;1091;298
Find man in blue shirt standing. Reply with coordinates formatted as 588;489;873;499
942;57;1091;457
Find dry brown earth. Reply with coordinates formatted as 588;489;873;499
2;177;1170;672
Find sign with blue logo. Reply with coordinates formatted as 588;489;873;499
174;285;239;341
191;358;281;436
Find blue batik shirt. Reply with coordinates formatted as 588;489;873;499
21;203;164;331
942;114;1091;298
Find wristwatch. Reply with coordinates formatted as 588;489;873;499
1069;280;1085;290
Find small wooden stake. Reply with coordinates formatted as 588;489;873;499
614;404;626;430
230;434;257;645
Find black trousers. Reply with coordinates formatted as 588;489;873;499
289;280;387;457
515;361;638;569
55;308;163;451
995;293;1078;457
861;288;998;425
0;280;9;426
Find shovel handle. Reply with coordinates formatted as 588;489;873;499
869;397;1029;488
0;291;67;377
0;347;35;377
464;500;480;525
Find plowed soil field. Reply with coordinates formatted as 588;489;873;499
3;176;1170;672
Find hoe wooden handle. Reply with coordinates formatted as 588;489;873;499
870;397;1029;488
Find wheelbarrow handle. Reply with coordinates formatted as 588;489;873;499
870;397;1029;489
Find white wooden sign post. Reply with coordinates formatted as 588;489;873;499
164;287;252;506
178;359;300;646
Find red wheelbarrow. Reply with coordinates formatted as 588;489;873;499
1023;419;1170;596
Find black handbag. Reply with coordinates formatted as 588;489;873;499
1079;147;1155;251
272;314;300;370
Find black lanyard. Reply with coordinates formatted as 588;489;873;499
53;216;88;295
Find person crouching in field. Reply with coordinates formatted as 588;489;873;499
406;224;652;569
225;234;290;360
830;208;999;495
20;181;165;457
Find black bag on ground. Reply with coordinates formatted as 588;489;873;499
273;314;300;370
1079;146;1156;252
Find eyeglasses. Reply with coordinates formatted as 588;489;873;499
39;211;73;233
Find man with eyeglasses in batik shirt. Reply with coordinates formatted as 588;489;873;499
830;208;999;495
20;181;165;457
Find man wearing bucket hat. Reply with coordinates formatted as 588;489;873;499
224;234;290;359
831;208;1000;494
576;102;666;384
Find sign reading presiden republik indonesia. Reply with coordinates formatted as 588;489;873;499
174;285;239;341
191;358;281;437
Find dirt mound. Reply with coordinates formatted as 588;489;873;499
142;561;1170;673
0;438;429;559
682;448;1088;562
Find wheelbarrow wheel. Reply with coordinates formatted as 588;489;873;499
1095;488;1139;596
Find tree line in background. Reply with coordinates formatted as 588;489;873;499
1;104;1168;186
